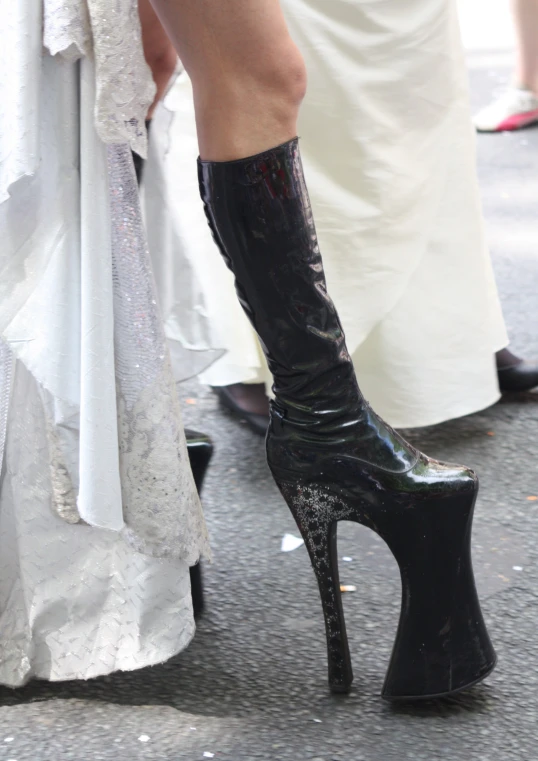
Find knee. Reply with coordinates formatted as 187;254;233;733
192;39;307;115
257;42;308;111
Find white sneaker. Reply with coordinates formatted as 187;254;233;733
473;87;538;132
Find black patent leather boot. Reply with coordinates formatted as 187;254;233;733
185;429;214;618
198;138;496;700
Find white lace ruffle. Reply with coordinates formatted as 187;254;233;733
43;0;155;158
0;357;198;687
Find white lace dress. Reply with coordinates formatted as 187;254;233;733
0;0;210;686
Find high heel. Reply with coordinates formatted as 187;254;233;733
197;138;496;698
275;470;494;699
185;428;214;618
278;479;353;693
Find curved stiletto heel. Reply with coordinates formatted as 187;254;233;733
197;137;496;698
185;428;214;618
278;480;353;693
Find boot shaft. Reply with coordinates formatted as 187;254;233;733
198;138;416;475
198;138;357;418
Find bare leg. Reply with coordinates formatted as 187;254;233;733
512;0;538;93
149;0;307;160
139;0;179;118
146;0;304;425
493;0;538;381
214;383;270;435
474;0;538;130
133;0;177;181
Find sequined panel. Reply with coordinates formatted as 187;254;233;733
108;144;167;409
0;340;13;472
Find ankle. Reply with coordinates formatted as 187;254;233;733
513;71;538;96
496;347;523;369
218;383;270;416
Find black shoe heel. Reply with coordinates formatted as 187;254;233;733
275;475;496;700
381;487;496;700
185;429;214;619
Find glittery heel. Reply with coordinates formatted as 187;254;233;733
273;475;496;700
277;479;353;693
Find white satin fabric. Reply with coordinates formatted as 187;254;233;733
0;1;210;686
147;0;508;428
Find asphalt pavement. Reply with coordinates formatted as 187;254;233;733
1;11;538;761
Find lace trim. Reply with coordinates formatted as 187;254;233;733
43;0;92;61
43;0;155;157
117;372;211;564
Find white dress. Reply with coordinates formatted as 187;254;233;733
0;0;210;686
144;0;508;429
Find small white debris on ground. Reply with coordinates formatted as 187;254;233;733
281;534;304;552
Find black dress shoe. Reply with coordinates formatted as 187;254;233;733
498;361;538;392
215;386;269;436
